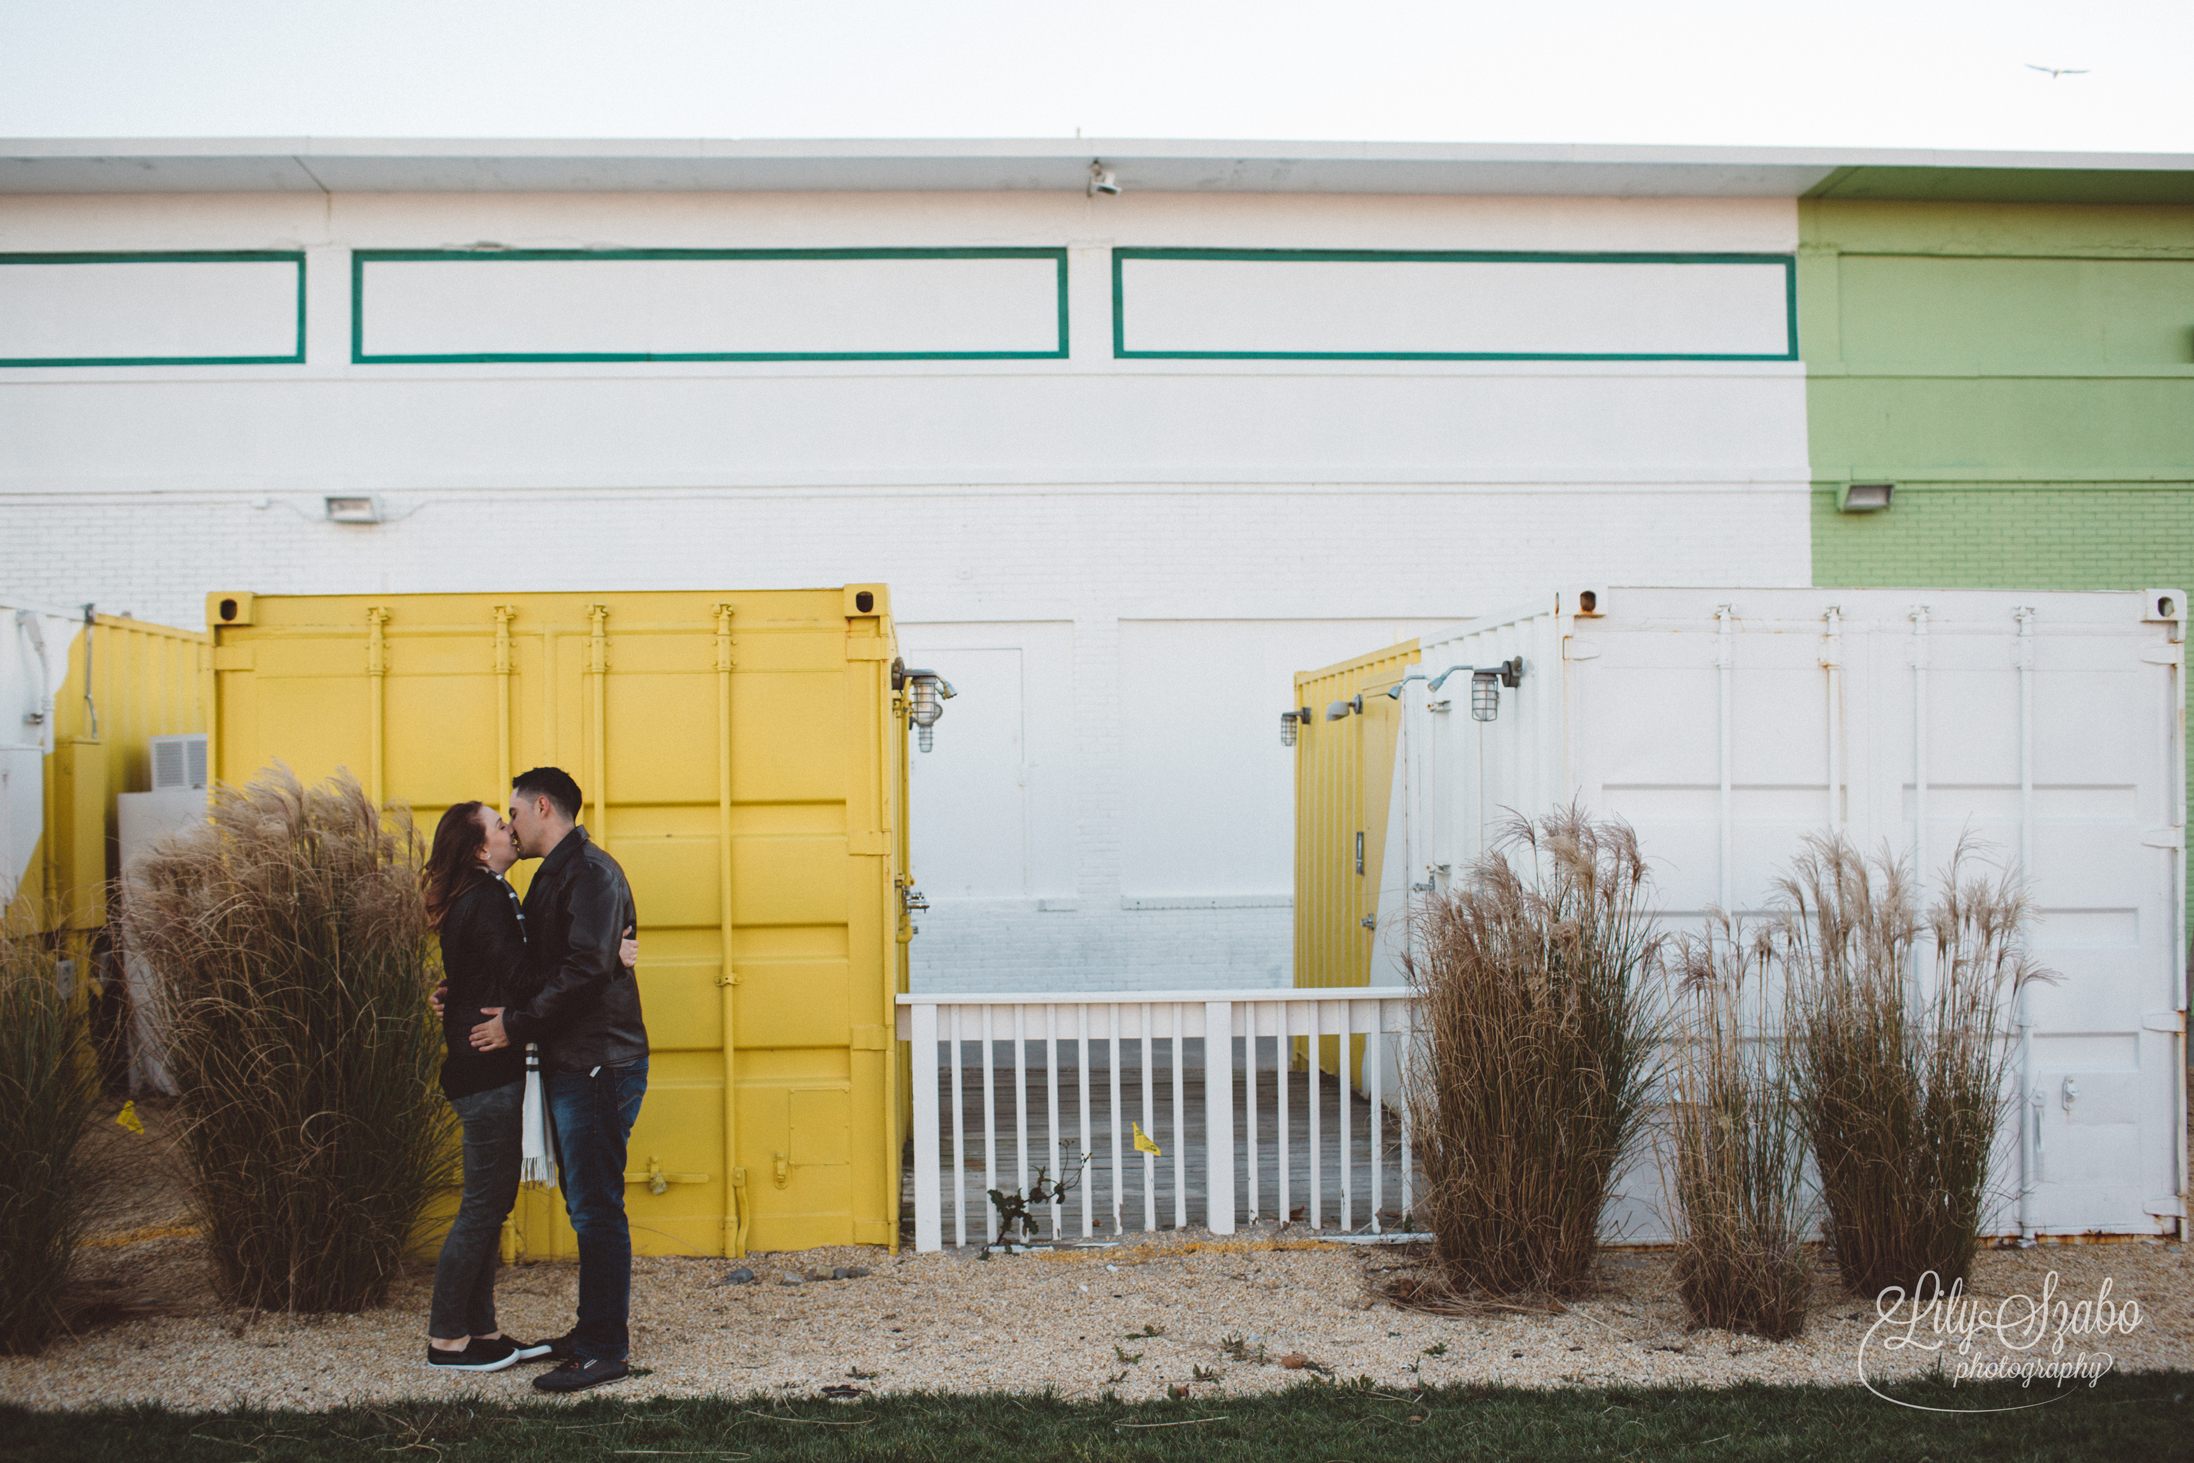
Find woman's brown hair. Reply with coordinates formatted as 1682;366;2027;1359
424;800;492;929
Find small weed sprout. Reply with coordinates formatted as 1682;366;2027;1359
1191;1364;1220;1383
1127;1323;1165;1338
1220;1333;1266;1364
1113;1344;1143;1365
982;1142;1092;1253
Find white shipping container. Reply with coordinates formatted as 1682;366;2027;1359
2;597;82;909
1365;586;2186;1241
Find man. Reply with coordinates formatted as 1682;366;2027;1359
471;766;647;1393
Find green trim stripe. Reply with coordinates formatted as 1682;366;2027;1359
0;251;306;368
1111;247;1798;362
351;247;1071;364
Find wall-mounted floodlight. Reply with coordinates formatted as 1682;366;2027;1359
903;668;957;751
1280;711;1299;747
325;496;381;524
1425;664;1473;692
1384;672;1428;699
1326;693;1364;721
1088;160;1121;196
1838;482;1895;514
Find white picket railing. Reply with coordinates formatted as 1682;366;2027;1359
895;988;1420;1253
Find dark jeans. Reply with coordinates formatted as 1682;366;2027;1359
549;1057;648;1362
428;1079;522;1340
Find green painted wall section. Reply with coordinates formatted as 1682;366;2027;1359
1801;198;2193;907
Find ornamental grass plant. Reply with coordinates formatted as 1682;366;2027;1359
1401;806;1667;1297
0;926;103;1353
1663;915;1814;1341
1781;832;2049;1299
120;767;453;1313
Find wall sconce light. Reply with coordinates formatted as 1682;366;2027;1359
1469;657;1525;722
1280;711;1298;746
324;496;381;524
1326;693;1363;721
1838;482;1895;514
902;668;956;751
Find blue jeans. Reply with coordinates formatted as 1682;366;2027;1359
548;1057;648;1362
429;1080;522;1340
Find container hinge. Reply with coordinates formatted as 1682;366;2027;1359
2140;644;2183;665
2142;1010;2185;1034
1563;637;1602;661
2140;827;2183;850
2144;1196;2187;1219
1360;915;1376;930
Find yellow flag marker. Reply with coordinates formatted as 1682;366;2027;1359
1132;1120;1162;1157
115;1100;144;1135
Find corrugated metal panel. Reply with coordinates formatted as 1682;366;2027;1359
1361;585;2187;1240
1291;640;1419;995
207;587;913;1259
3;606;207;942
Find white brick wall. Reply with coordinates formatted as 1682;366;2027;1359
0;187;1816;993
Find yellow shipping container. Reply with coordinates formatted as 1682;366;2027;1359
1291;641;1418;1076
205;586;915;1259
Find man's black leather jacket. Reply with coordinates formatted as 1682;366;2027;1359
501;826;648;1072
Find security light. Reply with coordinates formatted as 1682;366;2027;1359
902;669;957;751
1280;711;1298;746
1087;161;1121;196
1838;482;1895;514
325;496;381;524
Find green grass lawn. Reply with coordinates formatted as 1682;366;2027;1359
5;1374;2190;1462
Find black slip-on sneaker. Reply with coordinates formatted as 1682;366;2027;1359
503;1335;554;1362
532;1356;629;1393
427;1337;519;1372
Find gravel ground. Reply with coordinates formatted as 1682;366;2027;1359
6;1227;2189;1412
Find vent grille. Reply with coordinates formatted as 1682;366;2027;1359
149;733;208;791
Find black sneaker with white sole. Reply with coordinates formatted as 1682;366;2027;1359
426;1337;520;1372
503;1335;554;1362
533;1330;580;1363
532;1356;629;1393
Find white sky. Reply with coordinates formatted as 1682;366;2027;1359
2;0;2188;153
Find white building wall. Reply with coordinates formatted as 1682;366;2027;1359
0;188;1814;993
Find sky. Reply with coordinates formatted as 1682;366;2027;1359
1;0;2188;153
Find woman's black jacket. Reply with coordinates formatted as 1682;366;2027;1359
436;874;533;1100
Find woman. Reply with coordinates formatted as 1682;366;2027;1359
421;799;637;1372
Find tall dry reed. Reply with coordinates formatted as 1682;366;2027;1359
1781;832;2049;1298
1664;915;1813;1340
0;928;103;1352
1402;806;1666;1297
120;767;453;1313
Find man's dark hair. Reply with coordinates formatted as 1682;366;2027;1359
512;766;583;823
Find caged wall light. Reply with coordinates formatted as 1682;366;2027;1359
1280;711;1298;746
896;664;957;751
1468;657;1524;722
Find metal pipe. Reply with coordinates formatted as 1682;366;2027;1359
365;606;389;806
714;603;742;1257
2013;605;2037;1243
1716;605;1733;912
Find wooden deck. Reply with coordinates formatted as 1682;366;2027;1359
900;1060;1423;1247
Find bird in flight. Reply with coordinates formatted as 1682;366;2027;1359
2025;64;2090;79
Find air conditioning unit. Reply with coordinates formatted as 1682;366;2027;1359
149;733;208;791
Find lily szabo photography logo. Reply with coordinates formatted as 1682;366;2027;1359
1859;1270;2143;1411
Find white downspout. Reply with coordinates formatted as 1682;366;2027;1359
2014;605;2038;1244
1823;606;1843;829
1716;605;1734;913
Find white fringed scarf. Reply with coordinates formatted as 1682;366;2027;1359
520;1042;557;1187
